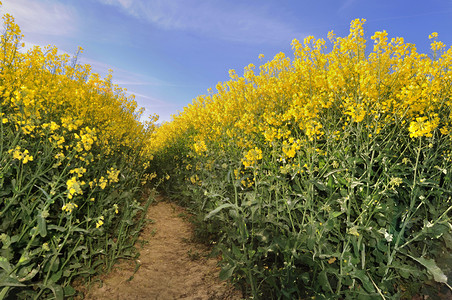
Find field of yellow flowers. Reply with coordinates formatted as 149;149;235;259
0;5;158;299
150;19;452;299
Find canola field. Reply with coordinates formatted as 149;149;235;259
0;8;157;299
1;2;452;298
150;19;452;299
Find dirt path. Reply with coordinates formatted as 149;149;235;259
83;196;242;300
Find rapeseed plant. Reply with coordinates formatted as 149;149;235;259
0;4;156;299
151;19;452;298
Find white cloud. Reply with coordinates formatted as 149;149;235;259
79;56;173;88
77;56;178;120
1;0;77;36
338;0;356;13
125;90;168;105
96;0;304;44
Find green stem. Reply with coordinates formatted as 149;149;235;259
398;204;452;250
0;287;11;300
43;216;73;286
384;138;422;278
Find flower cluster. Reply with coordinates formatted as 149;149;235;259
242;147;263;168
149;19;452;298
151;19;452;188
0;8;157;299
8;145;33;164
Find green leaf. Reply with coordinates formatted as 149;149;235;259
324;168;347;178
0;275;26;287
426;222;449;239
312;180;327;191
49;270;62;284
35;185;52;201
50;257;60;273
0;257;12;273
330;211;344;219
409;256;448;284
219;264;235;281
18;267;39;282
47;225;66;232
72;227;89;234
63;285;76;296
351;270;375;293
392;261;419;279
231;244;242;258
68;262;82;270
47;283;64;300
37;213;47;237
0;235;9;250
307;237;315;250
318;270;333;293
204;203;236;220
443;232;452;250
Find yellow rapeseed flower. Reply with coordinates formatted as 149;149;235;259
8;146;33;164
96;216;104;228
408;116;439;138
66;176;83;199
107;168;120;183
242;147;263;168
62;202;78;213
98;176;108;189
69;167;87;178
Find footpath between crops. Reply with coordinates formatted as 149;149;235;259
76;193;452;300
81;195;242;300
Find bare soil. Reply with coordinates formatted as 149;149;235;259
81;196;242;300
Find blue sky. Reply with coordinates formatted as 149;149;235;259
1;0;452;122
